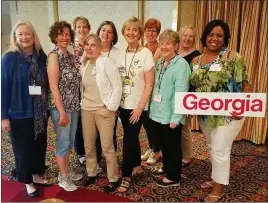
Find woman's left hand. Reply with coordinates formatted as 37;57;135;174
229;112;244;120
170;123;177;129
129;106;143;124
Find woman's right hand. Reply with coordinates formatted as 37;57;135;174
1;119;10;133
60;111;69;127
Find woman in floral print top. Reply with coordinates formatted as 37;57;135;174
190;20;251;202
47;21;82;192
191;50;249;129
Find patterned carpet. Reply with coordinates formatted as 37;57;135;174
1;120;268;202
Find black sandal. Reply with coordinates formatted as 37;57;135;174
118;178;131;193
104;181;120;193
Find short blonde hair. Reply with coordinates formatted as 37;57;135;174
159;29;180;44
178;24;196;43
121;17;144;40
6;20;42;53
81;34;102;65
73;16;91;30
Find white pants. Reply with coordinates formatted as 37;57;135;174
200;118;245;185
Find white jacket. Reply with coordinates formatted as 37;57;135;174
80;55;122;112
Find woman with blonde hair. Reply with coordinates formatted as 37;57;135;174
178;24;201;167
117;16;155;192
1;21;50;197
79;34;122;193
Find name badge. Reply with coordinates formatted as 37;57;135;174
153;94;162;103
123;85;131;94
92;66;99;75
192;65;200;71
29;86;41;95
209;63;222;72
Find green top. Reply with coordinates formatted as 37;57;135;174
149;55;191;125
190;50;249;129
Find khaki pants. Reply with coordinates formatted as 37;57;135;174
181;116;192;160
81;107;119;182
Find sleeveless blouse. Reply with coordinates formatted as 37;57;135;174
48;46;81;112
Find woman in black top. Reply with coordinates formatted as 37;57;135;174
178;25;201;167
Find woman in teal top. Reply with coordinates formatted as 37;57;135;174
149;29;191;187
190;20;251;202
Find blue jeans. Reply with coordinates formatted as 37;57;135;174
50;108;79;157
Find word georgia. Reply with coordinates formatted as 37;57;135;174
175;92;267;117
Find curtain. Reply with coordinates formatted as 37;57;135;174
193;0;267;144
236;0;267;144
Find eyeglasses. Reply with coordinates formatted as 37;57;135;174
146;29;157;34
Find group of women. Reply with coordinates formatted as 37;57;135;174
1;15;251;202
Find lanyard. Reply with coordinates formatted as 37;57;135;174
108;46;112;57
124;45;139;78
157;56;176;93
30;65;39;85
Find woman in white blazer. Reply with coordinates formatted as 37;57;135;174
79;34;122;193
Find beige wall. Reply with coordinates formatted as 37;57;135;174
58;1;138;50
3;1;55;54
2;1;12;53
1;1;197;54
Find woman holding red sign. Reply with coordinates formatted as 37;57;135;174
190;20;251;202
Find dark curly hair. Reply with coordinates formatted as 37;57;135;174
200;19;230;47
48;21;75;44
96;21;118;46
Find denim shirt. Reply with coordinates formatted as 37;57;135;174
149;55;191;125
1;51;47;119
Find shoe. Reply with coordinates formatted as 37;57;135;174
97;164;103;174
201;181;215;189
11;168;17;178
152;168;166;177
27;188;40;197
204;193;224;202
141;149;152;161
33;175;52;186
182;161;191;168
103;181;120;193
156;178;180;187
117;177;131;193
68;172;83;181
81;176;96;187
78;156;86;166
59;177;78;191
147;152;161;165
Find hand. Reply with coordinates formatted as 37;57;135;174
229;112;244;120
1;119;10;133
129;106;143;124
243;82;253;93
170;123;177;129
60;111;69;127
115;110;120;117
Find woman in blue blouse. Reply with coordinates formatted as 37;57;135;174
149;29;191;187
1;21;50;197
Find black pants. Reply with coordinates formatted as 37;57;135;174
119;108;146;177
75;114;118;162
143;114;161;152
10;118;47;184
149;119;183;182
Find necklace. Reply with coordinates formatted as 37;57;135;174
124;44;139;78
